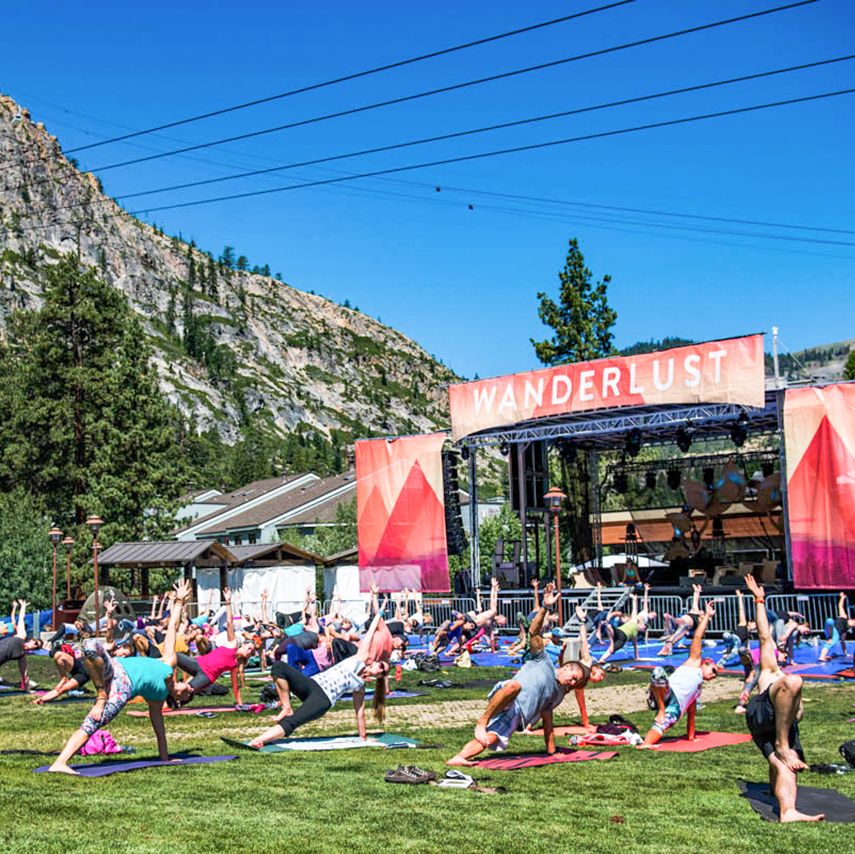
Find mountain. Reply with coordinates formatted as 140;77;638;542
0;95;457;446
765;338;854;384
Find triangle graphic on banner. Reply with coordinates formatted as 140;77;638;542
788;415;855;541
358;485;390;565
373;460;446;565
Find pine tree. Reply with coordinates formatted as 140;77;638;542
844;350;855;381
0;255;188;540
531;238;617;365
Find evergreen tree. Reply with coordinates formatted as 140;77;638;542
236;255;249;272
0;255;187;540
220;246;236;270
531;238;617;365
531;238;618;565
844;350;855;381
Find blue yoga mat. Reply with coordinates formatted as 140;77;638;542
34;753;236;777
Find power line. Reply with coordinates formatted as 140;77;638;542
105;54;855;203
119;87;855;230
81;1;820;174
64;1;637;154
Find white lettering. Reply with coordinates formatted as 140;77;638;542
523;378;545;409
652;358;675;391
629;363;645;394
551;375;572;405
709;349;727;383
684;354;701;387
498;384;517;412
602;367;621;398
579;370;595;401
473;386;497;414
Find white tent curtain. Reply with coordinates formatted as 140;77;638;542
196;565;315;617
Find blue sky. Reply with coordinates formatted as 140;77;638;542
3;0;854;379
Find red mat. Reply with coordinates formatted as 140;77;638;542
523;725;591;737
653;731;753;753
474;747;617;769
127;705;237;718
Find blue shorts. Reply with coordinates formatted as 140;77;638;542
652;690;682;734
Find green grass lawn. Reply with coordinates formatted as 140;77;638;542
1;658;853;853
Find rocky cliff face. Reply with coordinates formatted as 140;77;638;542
0;95;456;443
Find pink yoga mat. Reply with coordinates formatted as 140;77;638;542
474;747;617;770
653;731;753;753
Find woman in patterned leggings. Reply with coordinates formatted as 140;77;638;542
48;581;195;775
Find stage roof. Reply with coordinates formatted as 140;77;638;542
458;388;782;450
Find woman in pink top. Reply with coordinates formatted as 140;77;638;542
174;588;256;705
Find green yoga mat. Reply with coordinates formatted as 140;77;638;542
222;733;420;753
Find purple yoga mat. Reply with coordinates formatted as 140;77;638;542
34;754;236;777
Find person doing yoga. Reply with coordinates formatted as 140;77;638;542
0;600;43;690
657;584;703;656
48;580;195;775
743;575;823;822
639;601;718;747
562;607;606;730
818;592;855;663
34;643;91;704
447;584;589;766
173;588;256;704
247;610;390;748
598;591;654;664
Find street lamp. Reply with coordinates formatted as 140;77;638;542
49;525;63;630
86;516;104;636
544;486;567;625
61;536;75;600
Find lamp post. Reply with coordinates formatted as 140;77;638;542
86;516;104;636
62;536;75;600
49;525;63;630
544;486;567;625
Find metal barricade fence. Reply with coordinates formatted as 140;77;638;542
646;596;685;632
694;595;754;637
422;598;477;626
766;593;840;631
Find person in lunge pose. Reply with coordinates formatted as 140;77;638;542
657;584;703;656
743;575;823;822
0;600;43;690
447;584;589;766
247;609;390;747
48;581;194;774
639;601;718;747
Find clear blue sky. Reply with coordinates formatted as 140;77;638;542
3;0;854;379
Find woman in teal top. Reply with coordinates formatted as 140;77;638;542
48;580;195;775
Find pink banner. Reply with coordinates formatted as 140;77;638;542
356;433;450;593
784;384;855;589
448;335;765;440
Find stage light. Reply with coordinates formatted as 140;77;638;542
762;461;774;477
645;470;657;490
730;412;748;447
712;517;725;539
499;442;510;457
613;470;628;494
460;445;470;461
676;423;694;453
626;428;643;458
703;467;715;490
667;468;682;490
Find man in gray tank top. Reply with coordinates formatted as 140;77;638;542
447;583;589;766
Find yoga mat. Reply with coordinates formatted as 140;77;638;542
127;705;237;718
738;781;855;822
523;725;592;737
34;754;237;777
222;732;421;753
474;747;617;770
654;731;753;753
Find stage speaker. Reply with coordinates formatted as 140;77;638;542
442;449;468;555
509;441;550;512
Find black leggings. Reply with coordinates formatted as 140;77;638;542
270;661;332;736
175;653;213;691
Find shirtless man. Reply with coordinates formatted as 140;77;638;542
743;575;823;822
447;584;588;766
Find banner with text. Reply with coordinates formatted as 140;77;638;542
784;383;855;589
356;432;450;593
448;334;765;440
